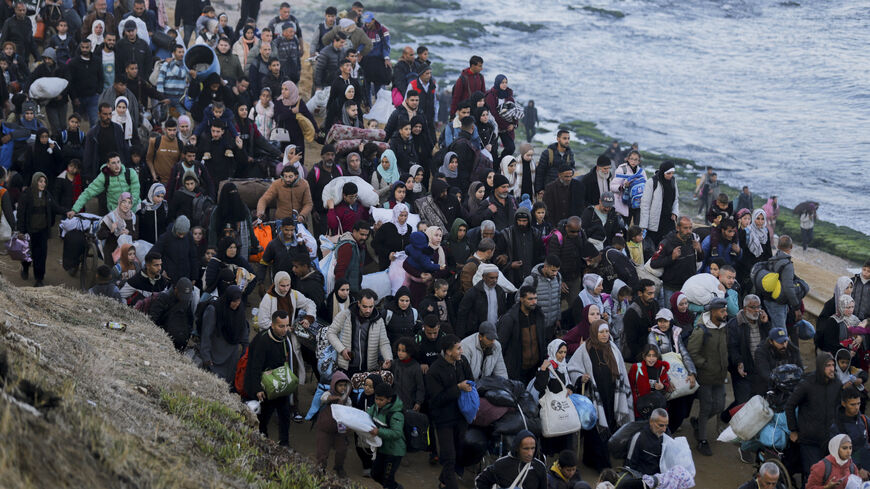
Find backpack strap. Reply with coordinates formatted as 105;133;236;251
627;430;642;461
823;458;832;483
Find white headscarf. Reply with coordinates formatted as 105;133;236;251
391;202;409;235
273;271;291;297
546;339;568;376
472;263;517;293
87;20;105;51
829;433;851;466
112;96;132;140
747;208;769;257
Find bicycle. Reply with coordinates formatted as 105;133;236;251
61;214;103;291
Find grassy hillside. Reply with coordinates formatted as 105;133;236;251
0;278;360;489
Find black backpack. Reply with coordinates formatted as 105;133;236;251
194;296;218;336
191;193;217;229
59;129;85;161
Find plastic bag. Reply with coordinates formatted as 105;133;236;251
306;87;330;116
367;88;394;123
458;380;480;424
321;176;380;208
28;77;69;100
485;388;515;408
6;233;31;262
458;427;488;467
680;273;723;307
660;434;696;477
387;253;407;294
477;375;516;395
663;352;699;400
361;270;392;301
758;412;789;450
570;393;598;430
717;426;738;443
331;404;382;448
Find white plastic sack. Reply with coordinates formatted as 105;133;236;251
660;434;696;477
306;87;330;116
0;215;11;242
367;88;394;123
371;207;421;230
116;16;151;46
717;426;738;443
680;273;723;307
331;404;383;448
362;270;392;301
318;236;339;295
296;222;318;258
29;77;69;100
387;253;407;294
321;176;380;209
729;395;773;441
59;213;101;237
662;352;699;400
133;240;153;264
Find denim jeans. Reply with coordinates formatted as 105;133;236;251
76;95;100;127
765;300;789;330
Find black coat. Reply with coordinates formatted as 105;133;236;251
581;205;625;247
16;188;66;233
785;353;843;447
649;230;703;289
115;36;152;79
424;355;472;427
475;437;548;489
816;316;846;356
623;298;659;363
148;291;194;350
534;142;574;193
244;329;291;400
753;341;803;396
726;314;772;375
136;204;169;245
388;133;418;174
497;303;547;379
626;424;664;476
371;222;411;271
456;281;509;339
152;230;199;284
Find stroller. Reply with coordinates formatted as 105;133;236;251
751;364;805;489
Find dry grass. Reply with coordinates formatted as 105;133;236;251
0;278;359;489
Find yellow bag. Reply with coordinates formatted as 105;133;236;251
761;272;781;300
295;112;315;142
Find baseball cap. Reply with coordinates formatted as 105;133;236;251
706;297;728;311
362;11;374;23
768;327;788;344
600;191;615;207
655;308;673;321
479;321;499;341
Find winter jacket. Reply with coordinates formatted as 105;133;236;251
0;15;38;62
726;312;772;376
256;178;313;220
686;312;729;386
152;230;199;283
244;328;290;400
366;397;406;456
313;44;345;88
271;35;301;82
216;50;245;83
649;230;702;290
148;291;193;350
327;304;393;371
450;67;485;116
136;203;169;245
610;163;647;218
852;274;870;321
457;281;509;339
753;340;803;395
535;143;575;193
497;303;548;379
785;352;842;447
363;20;390;59
484;86;515;134
392;358;425;409
521;263;563;333
16;187;66;234
115;36;152;78
542;177;583;226
628;360;671;416
72;164;140;213
765;250;800;307
580;205;624;247
425;354;473;427
829;407;870;469
68;53;104;100
577;166;612;209
320;25;372;57
639;175;679;233
472;193;517;231
624;299;659;362
547;226;591;282
805;454;858;489
626;424;665;477
460;333;509;381
474;430;548;489
701;231;742;270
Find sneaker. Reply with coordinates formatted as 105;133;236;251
335;467;347;479
34;280;44;287
690;417;700;441
697;440;713;456
738;447;754;464
362;469;371;478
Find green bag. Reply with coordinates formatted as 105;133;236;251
260;339;299;400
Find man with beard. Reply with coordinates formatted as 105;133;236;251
271;22;301;83
535;129;575;194
384;89;420;141
306;143;343;236
456;264;508;339
460;321;508;381
245;310;294;446
257;164;312;222
82;0;115;38
543;164;584;225
166;145;216;199
753;326;803;396
327;288;393;375
471;174;516;231
0;2;37;63
82;104;130;180
407;66;438;141
157;45;192;122
415;179;454;234
727;294;773;407
578;154;613;209
333;220;371;296
68;40;103;127
196;120;247;183
247;43;273;96
116;20;152;79
649;216;703;305
261;218;310;274
123;61;167;118
623;278;660;361
581;191;625;250
145;118;183;184
521;254;563;339
98;76;140;133
548;216;598;309
497;207;542;287
95;32;118;92
497;285;546;383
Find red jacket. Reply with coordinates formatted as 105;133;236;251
806;455;858;489
450;67;485;116
484;86;515;133
327;201;370;235
628;360;671;415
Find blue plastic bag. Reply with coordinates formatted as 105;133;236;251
459;380;480;424
305;383;330;420
570;393;598;430
758;412;790;450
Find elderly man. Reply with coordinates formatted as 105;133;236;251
581;191;625;250
460;236;495;293
626;408;669;477
753;327;802;396
737;462;786;489
649;216;703;305
456;263;508;339
578;154;613;208
471;174;516;231
460;322;508;381
726;294;772;405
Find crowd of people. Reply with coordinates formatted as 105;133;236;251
1;1;869;489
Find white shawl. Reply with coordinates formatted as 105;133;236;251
566;341;634;430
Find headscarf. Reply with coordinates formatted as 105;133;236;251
425;225;446;265
586;319;619;380
29;172;46;205
104;192;134;234
87;20;105;50
493;74;509;98
449;217;468;243
829;434;851;466
273;271;291;297
143;183;166;211
439;151;458;178
582;273;603;294
112;96;133;140
669;291;694;327
217;183;248;222
217;236;237;261
546;339;568;376
835;349;853;384
747;208;769;257
217;285;246;344
345;152;362;176
391;202;409;235
573;304;598;341
279;80;299;106
834;276;853;311
376;149;400;184
409;164;424;193
466;181;484;213
655;161;675;184
837;294;855;318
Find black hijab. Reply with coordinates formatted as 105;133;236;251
217;183;248;222
216;285;245;344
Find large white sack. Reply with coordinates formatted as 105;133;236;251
370;207;420;230
367;88;394;123
331;404;382;448
680;273;723;306
306;87;330;116
117;16;151;45
321;176;379;208
29;77;69;100
362;270;392;301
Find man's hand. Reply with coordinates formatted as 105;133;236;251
488;203;497;213
495;255;508;266
382;360;391;369
507;124;514;132
384;59;391;67
458;381;472;392
759;310;769;323
341;349;351;361
561;282;569;294
789;431;798;443
326;199;335;209
731;242;740;253
693;239;702;253
687;374;696;388
189;69;198;79
420;364;429;374
510;260;522;269
413;403;421;412
66;211;75;219
369;427;379;436
257;391;266;402
297;213;306;223
671;246;682;260
737;363;746;377
0;133;11;145
160;99;170;105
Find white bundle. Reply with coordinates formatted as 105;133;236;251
321;176;379;208
29;77;69;100
370;207;421;230
680;273;723;306
367;88;394;123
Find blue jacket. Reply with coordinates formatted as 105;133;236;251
193;105;239;139
701;232;742;271
364;21;391;59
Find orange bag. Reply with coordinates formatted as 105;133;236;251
34;21;45;41
249;223;273;263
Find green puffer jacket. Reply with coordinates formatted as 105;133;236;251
686;312;729;386
366;397;406;457
72;164;141;213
